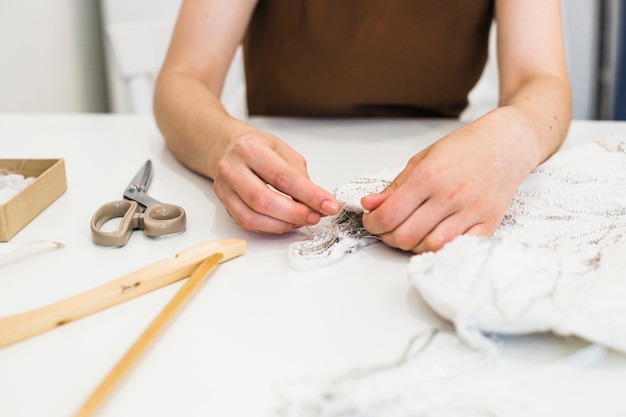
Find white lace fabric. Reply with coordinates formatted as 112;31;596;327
289;137;626;353
411;136;626;353
275;325;609;417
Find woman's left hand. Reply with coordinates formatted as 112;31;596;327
361;110;541;253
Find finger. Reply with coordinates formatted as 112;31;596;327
464;222;497;237
375;198;456;251
225;181;322;230
215;180;312;233
244;182;324;226
361;162;416;212
411;211;502;254
360;187;392;212
410;212;474;254
362;181;428;235
213;141;320;226
249;153;339;217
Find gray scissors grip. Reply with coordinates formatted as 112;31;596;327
90;200;138;247
142;204;187;237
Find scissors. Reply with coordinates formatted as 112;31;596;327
90;160;186;247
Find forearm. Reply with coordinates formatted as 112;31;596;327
362;73;571;253
466;73;572;181
498;73;572;164
491;0;572;167
153;70;254;179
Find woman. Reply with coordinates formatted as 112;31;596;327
154;0;571;253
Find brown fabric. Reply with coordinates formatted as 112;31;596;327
243;0;494;118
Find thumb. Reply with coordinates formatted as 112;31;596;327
361;185;394;211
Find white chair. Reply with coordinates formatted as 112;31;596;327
100;0;246;116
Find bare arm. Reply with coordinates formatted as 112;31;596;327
154;0;255;178
494;0;571;160
362;0;571;253
154;0;339;233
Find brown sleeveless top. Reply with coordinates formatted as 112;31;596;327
243;0;494;118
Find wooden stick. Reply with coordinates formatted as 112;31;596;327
0;239;245;348
73;253;224;417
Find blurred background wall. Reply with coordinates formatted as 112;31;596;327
0;1;108;112
0;0;623;120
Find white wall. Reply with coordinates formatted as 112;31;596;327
465;1;603;121
0;1;604;118
562;1;602;120
0;1;108;112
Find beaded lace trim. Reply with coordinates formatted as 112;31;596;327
288;166;400;270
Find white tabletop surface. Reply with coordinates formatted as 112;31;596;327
1;114;626;416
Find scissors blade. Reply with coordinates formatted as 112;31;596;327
126;160;153;192
123;160;160;208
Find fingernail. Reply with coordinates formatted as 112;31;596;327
321;200;339;215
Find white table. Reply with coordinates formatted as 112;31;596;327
1;114;625;416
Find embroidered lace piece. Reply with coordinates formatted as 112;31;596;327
288;167;400;270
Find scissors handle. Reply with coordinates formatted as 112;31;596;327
91;200;186;247
142;203;187;237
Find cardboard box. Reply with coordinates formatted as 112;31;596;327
0;159;67;241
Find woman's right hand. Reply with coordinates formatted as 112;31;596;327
213;130;339;233
153;1;339;233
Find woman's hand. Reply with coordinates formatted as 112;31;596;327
361;110;541;253
213;130;339;233
362;0;572;254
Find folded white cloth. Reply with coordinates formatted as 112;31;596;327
411;136;626;353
